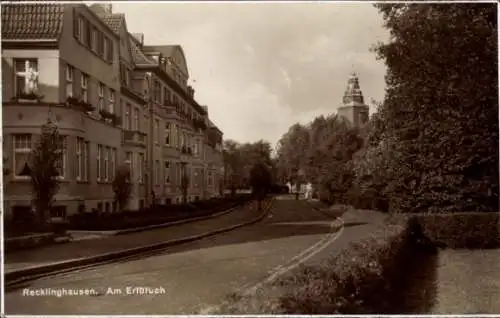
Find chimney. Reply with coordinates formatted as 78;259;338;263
131;33;144;47
90;3;112;16
187;85;195;98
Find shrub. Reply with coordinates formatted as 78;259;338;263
68;194;253;231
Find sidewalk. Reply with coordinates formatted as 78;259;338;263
5;201;265;273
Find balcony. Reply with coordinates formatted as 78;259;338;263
123;130;147;148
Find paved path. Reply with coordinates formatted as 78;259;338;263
5;196;358;315
4;201;263;273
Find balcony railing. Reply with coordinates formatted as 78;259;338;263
123;130;147;147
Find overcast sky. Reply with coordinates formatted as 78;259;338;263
112;2;389;146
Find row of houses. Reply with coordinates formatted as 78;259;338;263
1;3;225;220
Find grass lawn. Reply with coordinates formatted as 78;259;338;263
430;249;500;314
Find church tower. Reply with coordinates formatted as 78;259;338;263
337;72;370;127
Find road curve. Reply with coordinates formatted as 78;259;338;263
5;196;343;315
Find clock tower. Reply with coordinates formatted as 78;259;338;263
337;72;369;127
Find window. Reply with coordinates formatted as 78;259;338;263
137;153;144;183
125;103;131;130
125;152;133;180
80;73;88;102
155;119;160;144
104;147;109;181
108;89;115;113
66;65;74;98
107;38;114;62
91;27;98;52
74;16;84;41
55;136;67;179
76;137;83;181
208;171;213;186
163;87;170;106
98;82;104;111
84;140;89;181
171;124;177;148
120;63;130;86
14;59;38;96
103;37;109;60
155;160;160;185
193;139;198;156
133;107;139;131
84;19;91;47
12;134;32;178
110;148;116;180
165;123;171;146
98;32;104;56
164;161;170;184
76;138;89;182
123;101;129;130
97;145;102;181
193;169;199;188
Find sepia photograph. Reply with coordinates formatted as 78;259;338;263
1;0;499;315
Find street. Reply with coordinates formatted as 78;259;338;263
5;197;347;315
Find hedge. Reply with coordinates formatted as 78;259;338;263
68;194;253;231
412;212;500;249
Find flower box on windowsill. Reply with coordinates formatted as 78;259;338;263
99;110;121;126
66;97;96;113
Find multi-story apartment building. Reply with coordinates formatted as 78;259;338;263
2;4;224;220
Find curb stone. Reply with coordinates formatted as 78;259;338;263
5;199;274;289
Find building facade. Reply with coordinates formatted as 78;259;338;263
2;4;224;220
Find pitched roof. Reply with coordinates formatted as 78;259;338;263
128;34;155;65
1;4;65;40
100;14;125;34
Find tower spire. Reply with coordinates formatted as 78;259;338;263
337;70;370;127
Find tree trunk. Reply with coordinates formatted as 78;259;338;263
257;199;262;211
36;203;49;231
182;188;187;204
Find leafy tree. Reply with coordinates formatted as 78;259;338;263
373;3;498;212
112;165;132;212
3;155;10;177
181;170;190;204
275;123;310;192
307;117;363;204
30;119;64;227
239;140;274;187
223;139;243;196
249;162;272;211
